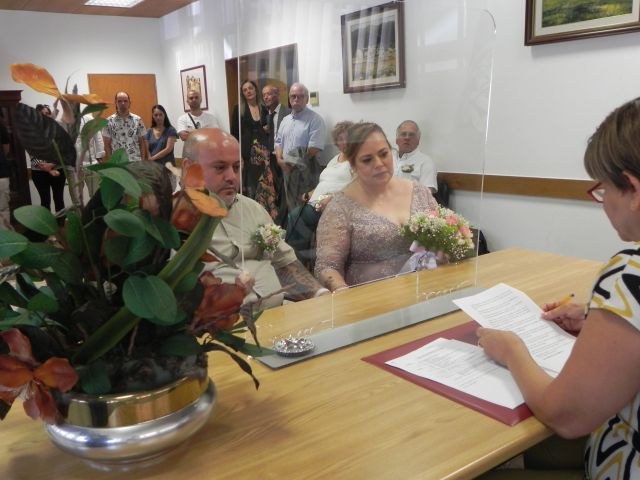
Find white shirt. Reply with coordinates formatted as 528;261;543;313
176;111;220;137
393;148;438;192
309;154;352;204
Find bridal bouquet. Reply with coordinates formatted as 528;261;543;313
400;207;475;271
252;223;285;259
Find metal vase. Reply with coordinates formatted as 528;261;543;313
45;376;216;466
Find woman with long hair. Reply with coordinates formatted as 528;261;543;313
145;104;178;166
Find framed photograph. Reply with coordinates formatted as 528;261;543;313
341;1;405;93
180;65;208;112
525;0;640;45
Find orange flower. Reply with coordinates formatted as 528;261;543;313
192;272;245;332
10;63;60;97
0;329;78;424
172;163;227;233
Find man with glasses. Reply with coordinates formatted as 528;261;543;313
394;120;438;194
177;89;220;141
275;82;327;215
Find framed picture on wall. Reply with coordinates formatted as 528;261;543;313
180;65;208;111
341;1;405;93
525;0;640;45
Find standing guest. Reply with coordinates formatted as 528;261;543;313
394;120;438;194
275;82;327;215
315;122;438;291
231;80;279;220
179;128;327;308
75;114;105;199
176;89;220;141
31;104;66;213
477;97;640;479
0;119;12;230
102;92;147;162
145;104;178;167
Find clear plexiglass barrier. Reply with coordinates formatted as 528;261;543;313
207;1;494;363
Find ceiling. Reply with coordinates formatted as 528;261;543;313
0;0;197;18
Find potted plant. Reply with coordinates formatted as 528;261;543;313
0;64;266;463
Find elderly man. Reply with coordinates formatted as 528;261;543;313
394;120;438;193
275;82;327;214
177;89;220;141
102;91;147;162
182;128;327;307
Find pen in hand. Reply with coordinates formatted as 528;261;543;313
555;293;575;308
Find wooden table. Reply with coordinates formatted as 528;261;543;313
0;249;602;480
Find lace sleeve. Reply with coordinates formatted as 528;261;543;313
314;194;352;282
412;182;439;213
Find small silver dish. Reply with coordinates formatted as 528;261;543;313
273;336;315;357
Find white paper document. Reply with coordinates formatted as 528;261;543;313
386;338;525;409
453;283;576;374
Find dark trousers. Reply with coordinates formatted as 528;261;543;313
32;169;66;213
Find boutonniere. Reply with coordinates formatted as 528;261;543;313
401;164;414;173
252;223;285;259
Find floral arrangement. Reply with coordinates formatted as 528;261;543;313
252;223;285;259
0;64;265;424
400;206;475;264
400;164;414;173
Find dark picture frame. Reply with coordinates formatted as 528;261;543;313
180;65;208;112
525;0;640;45
341;1;405;93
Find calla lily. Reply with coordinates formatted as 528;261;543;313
0;329;78;424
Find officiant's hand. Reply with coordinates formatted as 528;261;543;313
476;327;527;367
541;300;587;333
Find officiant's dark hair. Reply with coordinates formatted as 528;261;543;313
585;97;640;191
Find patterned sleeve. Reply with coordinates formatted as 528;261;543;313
411;182;439;213
314;194;352;280
590;248;640;331
101;119;112;139
136;118;146;138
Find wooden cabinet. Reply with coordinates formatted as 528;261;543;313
0;90;31;219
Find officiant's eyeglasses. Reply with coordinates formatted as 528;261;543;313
587;182;605;203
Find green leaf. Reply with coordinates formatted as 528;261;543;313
104;235;129;266
13;205;58;236
122;234;155;266
239;343;274;357
135;209;162;244
11;243;60;269
174;271;199;293
123;275;178;325
215;331;245;350
81;104;108;117
151;216;180;249
65;211;84;256
0;283;27;308
108;148;129;165
0;231;29;258
158;334;202;357
27;291;58;314
0;310;40;330
100;177;124;210
80;117;107;151
79;361;112;395
104;209;145;237
99;166;141;198
50;251;83;285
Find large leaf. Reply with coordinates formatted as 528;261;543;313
11;243;61;269
158;334;202;357
50;251;83;285
0;231;29;258
14;103;76;166
103;209;145;237
122;234;155;266
81;103;108;117
151;216;181;250
108;148;129;165
79;361;111;395
27;291;58;314
99;177;124;210
0;283;28;308
80;117;107;152
122;275;178;325
64;211;83;256
104;235;129;266
13;205;58;236
98;167;141;198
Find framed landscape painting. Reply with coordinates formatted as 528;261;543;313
525;0;640;45
341;1;405;93
180;65;208;112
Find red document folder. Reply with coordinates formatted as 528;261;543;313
362;321;533;426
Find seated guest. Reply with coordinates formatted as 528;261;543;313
394;120;438;194
180;128;327;308
315;122;438;291
477;97;640;479
286;121;354;265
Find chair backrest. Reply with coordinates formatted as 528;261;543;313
434;179;450;207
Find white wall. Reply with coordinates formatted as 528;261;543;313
1;1;633;261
